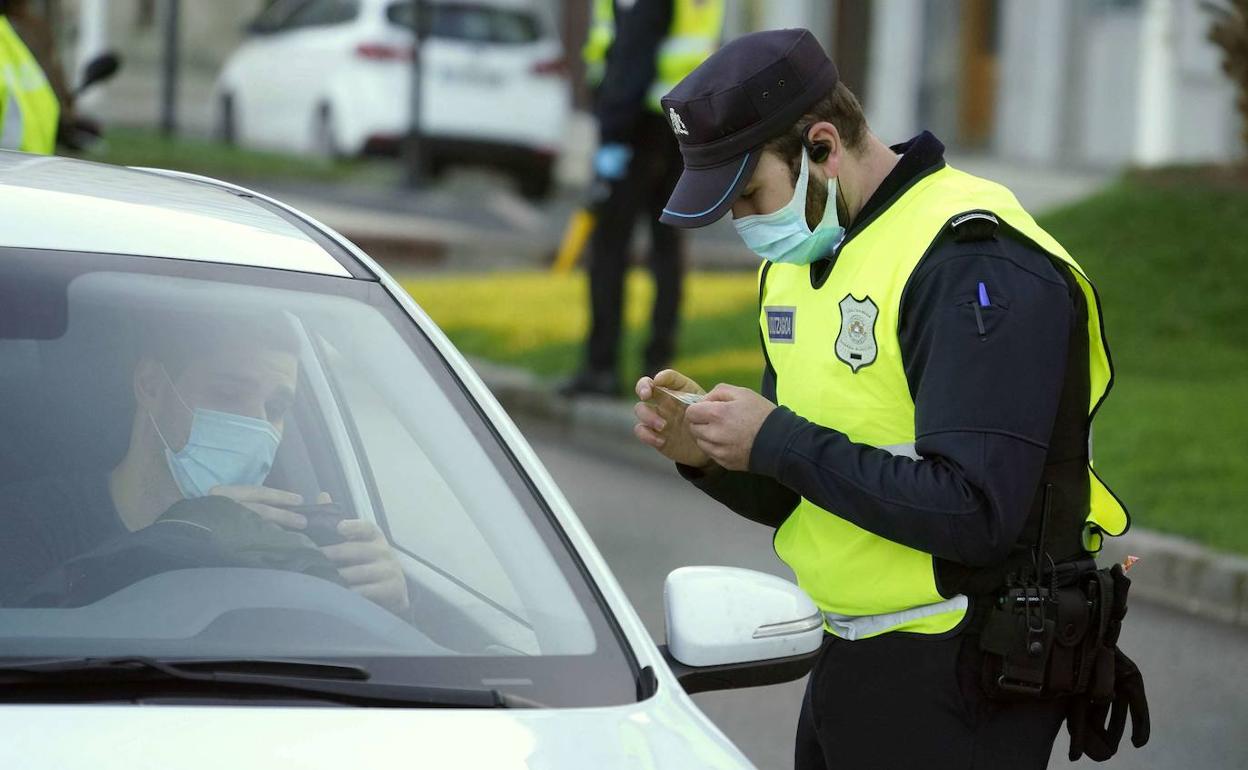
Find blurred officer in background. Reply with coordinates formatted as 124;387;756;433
0;0;60;154
560;0;724;397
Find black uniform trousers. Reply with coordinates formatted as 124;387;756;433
585;110;686;375
796;629;1068;770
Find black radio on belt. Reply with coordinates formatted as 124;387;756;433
976;486;1129;701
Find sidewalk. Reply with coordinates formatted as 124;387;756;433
470;357;1248;631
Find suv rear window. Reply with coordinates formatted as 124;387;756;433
387;2;541;44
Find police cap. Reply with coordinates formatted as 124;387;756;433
658;28;839;229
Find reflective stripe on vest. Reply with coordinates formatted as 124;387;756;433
582;0;723;112
823;595;969;641
0;88;21;147
0;18;58;154
759;164;1129;639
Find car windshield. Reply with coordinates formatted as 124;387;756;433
0;248;637;707
388;2;542;45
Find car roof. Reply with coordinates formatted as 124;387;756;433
0;151;360;278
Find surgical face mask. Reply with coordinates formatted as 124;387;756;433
732;153;846;265
149;366;281;498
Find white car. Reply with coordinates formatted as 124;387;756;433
215;0;570;198
0;150;824;769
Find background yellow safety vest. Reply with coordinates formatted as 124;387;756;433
759;165;1129;640
0;16;58;154
582;0;724;112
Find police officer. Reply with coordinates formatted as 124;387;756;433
0;0;59;154
561;0;724;397
633;29;1148;768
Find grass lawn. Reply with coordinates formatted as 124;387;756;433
401;174;1248;554
77;127;400;187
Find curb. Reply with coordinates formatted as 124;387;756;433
469;357;1248;630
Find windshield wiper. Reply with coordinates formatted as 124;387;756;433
0;657;542;708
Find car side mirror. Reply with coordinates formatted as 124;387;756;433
660;566;823;695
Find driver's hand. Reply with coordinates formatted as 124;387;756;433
209;486;410;615
208;485;309;530
318;494;410;615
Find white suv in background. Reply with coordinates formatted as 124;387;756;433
215;0;571;198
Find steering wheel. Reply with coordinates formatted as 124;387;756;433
14;495;344;608
9;567;447;654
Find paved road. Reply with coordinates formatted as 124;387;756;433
516;418;1248;770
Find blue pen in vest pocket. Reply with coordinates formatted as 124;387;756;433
974;282;990;338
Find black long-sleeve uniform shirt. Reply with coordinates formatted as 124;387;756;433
681;132;1078;569
593;0;673;144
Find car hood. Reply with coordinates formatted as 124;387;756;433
0;694;755;770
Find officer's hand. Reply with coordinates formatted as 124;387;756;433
683;384;777;472
207;485;309;530
634;369;711;468
319;492;410;615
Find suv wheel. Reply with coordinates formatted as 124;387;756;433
314;104;343;159
517;159;554;200
218;94;237;146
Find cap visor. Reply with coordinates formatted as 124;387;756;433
660;151;760;229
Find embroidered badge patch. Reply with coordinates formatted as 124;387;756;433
835;294;878;372
764;306;796;344
668;107;690;136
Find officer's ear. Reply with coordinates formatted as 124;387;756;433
803;121;842;179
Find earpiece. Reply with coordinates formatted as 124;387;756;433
802;125;831;163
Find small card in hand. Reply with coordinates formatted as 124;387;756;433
655;385;704;406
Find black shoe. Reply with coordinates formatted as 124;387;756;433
557;368;618;398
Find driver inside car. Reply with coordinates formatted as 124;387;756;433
0;312;410;615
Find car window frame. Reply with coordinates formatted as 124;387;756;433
284;0;362;30
247;0;313;35
386;1;543;45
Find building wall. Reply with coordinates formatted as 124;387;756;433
54;0;1243;164
994;0;1241;167
1075;2;1143;167
915;0;962;146
993;0;1077;164
864;0;925;144
1168;0;1241;163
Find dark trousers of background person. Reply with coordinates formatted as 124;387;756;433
795;631;1068;770
585;111;686;378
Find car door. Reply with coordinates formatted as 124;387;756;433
274;0;363;154
229;0;313;149
399;2;519;142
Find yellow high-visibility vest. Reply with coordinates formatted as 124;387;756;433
582;0;724;112
582;0;616;90
759;164;1129;639
0;16;59;154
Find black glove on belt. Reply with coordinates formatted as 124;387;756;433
1066;646;1150;761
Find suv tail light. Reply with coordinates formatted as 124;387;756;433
356;43;414;62
531;57;567;77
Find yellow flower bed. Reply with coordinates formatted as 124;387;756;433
401;269;763;384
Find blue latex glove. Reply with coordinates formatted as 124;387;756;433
594;143;633;182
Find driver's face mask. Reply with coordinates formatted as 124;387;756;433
149;365;281;499
732;152;845;265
